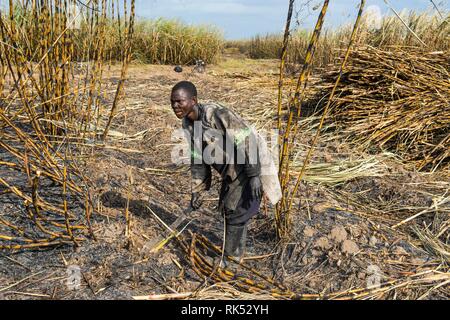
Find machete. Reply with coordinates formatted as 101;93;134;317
145;205;197;253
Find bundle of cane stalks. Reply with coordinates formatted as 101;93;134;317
316;46;449;172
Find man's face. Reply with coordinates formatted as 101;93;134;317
170;89;197;119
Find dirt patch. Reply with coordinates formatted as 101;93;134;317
303;226;316;238
341;240;360;255
330;226;348;243
314;237;331;250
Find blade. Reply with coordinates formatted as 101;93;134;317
145;206;194;252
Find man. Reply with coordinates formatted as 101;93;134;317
170;81;265;264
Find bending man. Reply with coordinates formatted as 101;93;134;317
170;81;263;263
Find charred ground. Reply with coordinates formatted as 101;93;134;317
0;58;448;300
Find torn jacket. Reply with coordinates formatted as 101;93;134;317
182;103;261;211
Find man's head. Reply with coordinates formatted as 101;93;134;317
171;81;198;120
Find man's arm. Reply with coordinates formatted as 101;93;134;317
190;146;211;210
191;162;212;193
183;118;211;209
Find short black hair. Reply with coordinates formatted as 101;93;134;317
172;81;197;98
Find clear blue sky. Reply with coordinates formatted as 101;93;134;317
134;0;448;39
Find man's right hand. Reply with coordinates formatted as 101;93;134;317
190;192;202;210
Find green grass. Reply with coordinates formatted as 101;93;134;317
97;18;224;65
128;18;224;64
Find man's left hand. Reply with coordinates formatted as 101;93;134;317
249;176;262;200
190;192;202;210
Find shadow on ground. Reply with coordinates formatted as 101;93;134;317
100;190;223;244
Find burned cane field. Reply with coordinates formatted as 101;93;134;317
0;0;449;300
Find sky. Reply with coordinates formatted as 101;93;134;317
133;0;448;39
0;0;446;38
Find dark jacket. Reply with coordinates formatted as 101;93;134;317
182;103;261;210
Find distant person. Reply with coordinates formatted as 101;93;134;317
170;81;281;266
193;59;205;73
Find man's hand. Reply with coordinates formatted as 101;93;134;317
249;176;262;200
190;192;202;210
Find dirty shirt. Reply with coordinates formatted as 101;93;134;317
182;103;261;225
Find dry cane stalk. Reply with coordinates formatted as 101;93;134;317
276;0;330;239
102;0;135;140
277;0;295;140
125;167;133;238
383;0;428;47
63;164;78;246
0;1;133;250
287;0;367;214
275;0;295;242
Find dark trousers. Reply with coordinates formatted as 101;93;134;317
221;179;261;226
